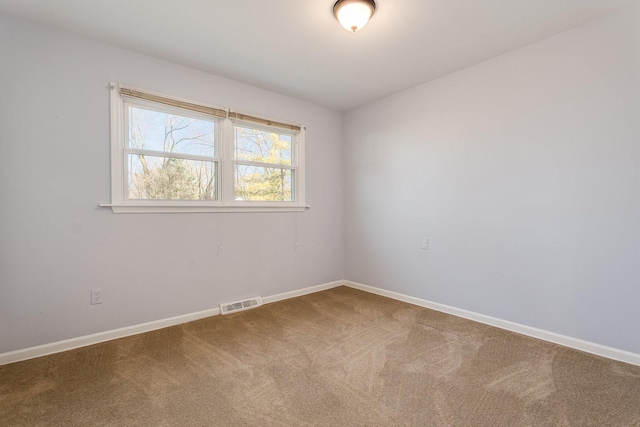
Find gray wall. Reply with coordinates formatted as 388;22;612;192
0;14;344;353
344;7;640;354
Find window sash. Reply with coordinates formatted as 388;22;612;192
233;120;298;167
123;153;219;202
234;165;295;203
125;99;219;159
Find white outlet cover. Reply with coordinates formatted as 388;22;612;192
91;289;103;305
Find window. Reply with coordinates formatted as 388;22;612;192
106;84;305;213
127;102;219;201
234;124;295;202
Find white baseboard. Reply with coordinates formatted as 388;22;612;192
6;280;637;367
344;280;640;367
0;280;343;366
0;308;219;366
262;280;344;304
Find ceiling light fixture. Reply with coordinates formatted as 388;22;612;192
333;0;376;33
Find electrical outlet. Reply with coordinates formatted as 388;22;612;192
421;238;429;250
91;288;103;305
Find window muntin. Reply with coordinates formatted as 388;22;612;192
108;84;305;212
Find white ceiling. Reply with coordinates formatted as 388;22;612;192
0;0;636;111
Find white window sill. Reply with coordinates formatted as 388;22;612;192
99;204;309;214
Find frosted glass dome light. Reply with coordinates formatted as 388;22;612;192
333;0;376;32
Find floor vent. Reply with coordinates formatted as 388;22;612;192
220;297;263;315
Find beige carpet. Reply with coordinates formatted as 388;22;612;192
1;286;640;426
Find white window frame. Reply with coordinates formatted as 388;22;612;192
103;84;306;213
229;119;301;207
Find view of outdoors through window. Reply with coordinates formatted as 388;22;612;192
234;125;294;202
124;101;298;203
127;106;217;200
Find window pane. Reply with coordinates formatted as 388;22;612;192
235;126;292;165
128;154;216;200
235;165;293;201
129;106;216;157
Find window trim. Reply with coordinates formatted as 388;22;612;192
102;83;307;213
